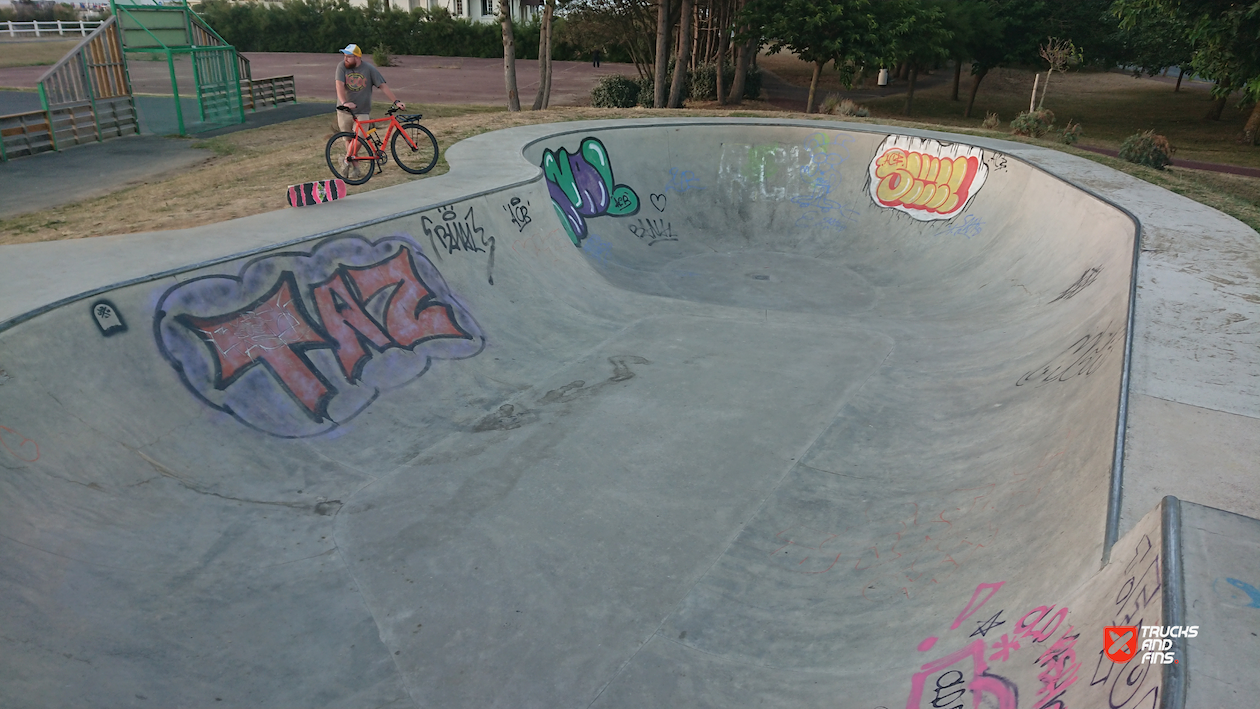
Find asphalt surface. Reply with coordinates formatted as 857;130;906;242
1;118;1256;708
0;100;333;218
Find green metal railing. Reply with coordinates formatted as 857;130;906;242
111;0;245;135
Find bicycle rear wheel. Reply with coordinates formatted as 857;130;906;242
326;132;376;185
390;123;439;175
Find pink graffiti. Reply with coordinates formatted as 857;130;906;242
950;581;1005;630
0;425;40;462
905;639;1017;709
917;636;938;652
1016;605;1070;643
988;633;1021;663
1031;629;1081;709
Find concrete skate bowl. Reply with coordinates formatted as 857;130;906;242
1;119;1180;709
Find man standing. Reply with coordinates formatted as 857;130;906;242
334;43;405;133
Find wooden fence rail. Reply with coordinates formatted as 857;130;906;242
2;20;104;38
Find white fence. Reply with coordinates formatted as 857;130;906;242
2;21;105;38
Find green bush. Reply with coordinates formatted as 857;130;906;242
1118;130;1174;169
1059;120;1082;146
823;97;868;117
981;112;1000;129
372;44;394;67
687;63;725;101
636;77;655;107
1010;108;1055;138
590;74;641;108
619;62;761;107
193;0;555;59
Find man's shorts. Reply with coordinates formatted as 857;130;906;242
337;111;369;133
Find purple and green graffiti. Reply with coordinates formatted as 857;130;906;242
541;137;640;246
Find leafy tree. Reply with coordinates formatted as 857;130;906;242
1113;0;1194;90
873;0;953;115
557;0;655;73
739;0;876;113
940;0;1000;102
1117;0;1260;142
962;0;1044;118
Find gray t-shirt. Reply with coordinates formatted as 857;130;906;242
335;61;386;111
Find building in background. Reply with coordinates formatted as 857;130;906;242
375;0;540;24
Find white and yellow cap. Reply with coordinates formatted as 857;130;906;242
340;44;362;57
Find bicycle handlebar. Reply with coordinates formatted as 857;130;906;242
336;104;422;121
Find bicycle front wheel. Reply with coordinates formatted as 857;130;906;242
326;131;376;185
390;123;439;175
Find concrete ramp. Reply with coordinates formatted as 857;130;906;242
0;119;1220;708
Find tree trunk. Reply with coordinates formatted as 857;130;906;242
1174;67;1184;92
903;64;917;115
531;0;552;110
500;0;520;111
715;21;728;105
1204;78;1230;120
806;59;822;113
1037;70;1050;109
542;0;554;109
1242;100;1260;145
1206;95;1227;120
728;37;754;104
950;59;961;101
964;65;988;118
668;0;694;107
654;0;671;108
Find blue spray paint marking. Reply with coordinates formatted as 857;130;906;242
665;167;704;194
582;233;614;267
1227;578;1260;608
790;132;860;231
929;213;985;239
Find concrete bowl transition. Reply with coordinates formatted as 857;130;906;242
1;118;1257;708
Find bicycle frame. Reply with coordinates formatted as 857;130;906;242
342;112;422;164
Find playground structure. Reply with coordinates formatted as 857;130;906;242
0;0;295;162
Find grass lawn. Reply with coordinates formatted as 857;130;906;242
756;53;1259;233
758;54;1258;168
0;39;83;68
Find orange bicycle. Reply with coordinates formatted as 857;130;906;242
327;104;439;185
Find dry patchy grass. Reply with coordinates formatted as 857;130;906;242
0;39;83;68
0;102;781;245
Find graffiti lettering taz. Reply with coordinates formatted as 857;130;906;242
155;234;484;437
867;135;989;221
541;136;640;247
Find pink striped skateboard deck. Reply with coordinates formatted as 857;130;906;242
287;179;347;207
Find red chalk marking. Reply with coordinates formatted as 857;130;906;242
0;425;40;462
